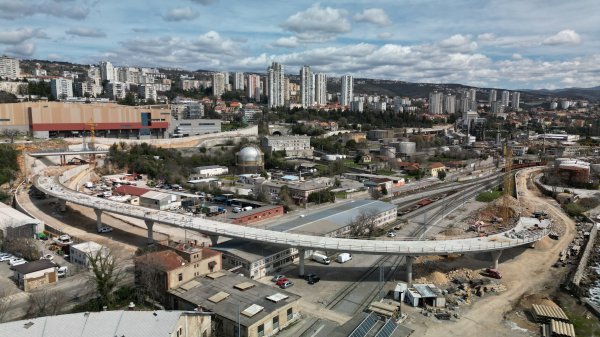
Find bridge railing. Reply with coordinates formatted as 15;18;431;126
34;175;550;255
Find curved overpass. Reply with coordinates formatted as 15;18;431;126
34;175;547;256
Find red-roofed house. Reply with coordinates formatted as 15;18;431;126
113;185;151;197
429;162;446;177
134;247;222;300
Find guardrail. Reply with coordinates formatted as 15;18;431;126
34;171;549;255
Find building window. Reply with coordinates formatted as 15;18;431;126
178;273;183;281
273;316;279;330
257;324;264;337
287;308;293;320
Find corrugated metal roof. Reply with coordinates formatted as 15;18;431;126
532;304;569;321
0;311;187;337
140;191;171;200
551;319;576;337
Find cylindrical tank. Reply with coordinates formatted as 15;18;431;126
398;141;416;155
381;146;396;159
550;102;558;110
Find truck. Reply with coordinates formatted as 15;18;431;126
336;253;352;263
311;252;331;265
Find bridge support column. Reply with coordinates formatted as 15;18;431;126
94;208;103;231
491;250;502;270
58;199;66;212
145;220;154;245
298;249;305;277
406;256;415;284
208;235;219;246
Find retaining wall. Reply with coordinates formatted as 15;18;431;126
58;164;90;184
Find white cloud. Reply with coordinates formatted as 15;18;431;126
189;0;215;4
0;28;47;45
65;27;106;38
377;32;393;39
354;8;391;26
439;34;478;53
542;29;582;45
271;36;299;48
281;3;350;42
0;0;91;20
163;7;199;22
5;42;36;56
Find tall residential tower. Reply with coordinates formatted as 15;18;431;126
268;62;285;108
340;75;353;107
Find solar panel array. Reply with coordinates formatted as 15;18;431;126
348;312;378;337
374;319;397;337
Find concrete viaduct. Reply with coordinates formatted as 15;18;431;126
34;174;548;283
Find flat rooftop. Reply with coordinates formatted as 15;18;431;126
169;271;299;327
271;200;397;235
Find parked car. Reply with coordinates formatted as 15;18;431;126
271;275;286;282
56;266;69;278
482;268;502;279
97;226;113;233
0;254;14;262
40;254;54;261
304;274;320;284
279;281;294;289
387;232;396;238
275;278;289;286
9;258;27;268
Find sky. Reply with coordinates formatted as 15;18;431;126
1;0;599;89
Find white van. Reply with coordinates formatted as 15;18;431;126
232;207;242;213
243;206;253;212
336;253;352;263
311;253;331;265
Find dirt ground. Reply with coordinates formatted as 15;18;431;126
406;167;578;337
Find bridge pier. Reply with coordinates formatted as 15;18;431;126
94;209;103;231
491;250;502;270
298;249;305;277
406;256;415;284
208;235;219;246
145;220;154;245
58;199;67;212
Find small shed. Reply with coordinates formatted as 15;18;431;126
13;260;57;291
405;284;445;308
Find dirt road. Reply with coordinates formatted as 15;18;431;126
414;167;576;337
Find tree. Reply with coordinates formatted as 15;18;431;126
347;210;378;237
0;289;11;323
27;289;66;318
87;247;124;309
370;188;383;200
381;184;388;196
278;185;294;210
437;170;447;181
118;92;137;106
1;129;20;143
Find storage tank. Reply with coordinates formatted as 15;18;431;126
381;146;396;159
398;141;416;155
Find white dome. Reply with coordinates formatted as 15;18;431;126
238;146;262;163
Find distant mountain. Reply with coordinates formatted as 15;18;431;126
522;86;600;102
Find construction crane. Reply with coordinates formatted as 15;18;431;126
85;119;96;164
502;143;513;222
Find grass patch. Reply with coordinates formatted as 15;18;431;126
335;191;347;199
476;188;503;202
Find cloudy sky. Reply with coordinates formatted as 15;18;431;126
1;0;599;89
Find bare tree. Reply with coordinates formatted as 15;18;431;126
27;289;66;318
134;252;168;306
1;129;20;143
0;289;11;323
87;246;124;309
347;210;378;238
3;238;41;261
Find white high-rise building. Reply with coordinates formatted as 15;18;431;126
99;61;115;82
212;72;225;97
501;90;510;107
138;84;157;102
314;73;327;106
87;66;101;85
107;81;126;100
428;91;443;114
247;74;261;101
268;62;285;108
234;72;244;91
300;66;314;108
223;71;230;89
0;56;20;79
340;75;353;107
443;94;456;114
488;89;497;104
511;91;520;111
50;78;73;99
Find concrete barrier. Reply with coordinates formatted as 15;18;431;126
572;224;598;288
